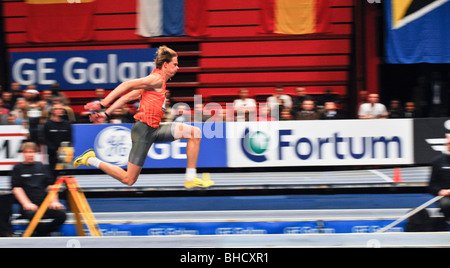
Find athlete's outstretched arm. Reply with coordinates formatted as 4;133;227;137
85;74;163;112
90;90;141;124
106;89;141;115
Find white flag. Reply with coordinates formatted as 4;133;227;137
137;0;163;37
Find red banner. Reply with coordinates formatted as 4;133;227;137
26;0;96;43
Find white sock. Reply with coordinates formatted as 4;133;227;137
87;157;102;168
185;168;196;181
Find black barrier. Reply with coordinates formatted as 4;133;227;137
413;117;450;164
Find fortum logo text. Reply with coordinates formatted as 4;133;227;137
242;128;402;162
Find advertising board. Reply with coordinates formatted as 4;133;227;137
0;126;29;171
72;123;227;169
11;48;157;90
226;120;414;167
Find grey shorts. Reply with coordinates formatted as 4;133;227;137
128;121;175;166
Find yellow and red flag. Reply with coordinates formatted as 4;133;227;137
260;0;331;35
26;0;96;43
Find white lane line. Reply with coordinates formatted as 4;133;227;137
369;169;393;183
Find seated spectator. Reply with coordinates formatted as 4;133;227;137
1;91;15;111
41;90;55;114
257;103;276;121
358;93;388;119
51;98;76;123
80;88;107;120
10;82;23;105
320;101;342;120
296;99;320;120
11;142;66;236
7;113;17;125
109;106;134;124
317;88;340;107
49;82;69;106
388;99;404;118
291;86;309;118
404;101;417;118
10;98;28;126
234;88;256;122
25;89;46;144
0;99;10;125
205;104;226;122
358;90;368;108
280;107;293;120
93;88;106;102
267;86;292;114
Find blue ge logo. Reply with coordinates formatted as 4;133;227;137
94;126;132;167
241;128;270;162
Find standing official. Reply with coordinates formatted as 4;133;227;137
429;136;450;220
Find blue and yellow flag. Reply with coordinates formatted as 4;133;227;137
385;0;450;63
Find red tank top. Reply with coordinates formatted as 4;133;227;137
134;68;166;128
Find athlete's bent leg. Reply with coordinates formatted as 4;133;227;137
97;161;142;186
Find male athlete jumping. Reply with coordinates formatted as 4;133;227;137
73;46;214;189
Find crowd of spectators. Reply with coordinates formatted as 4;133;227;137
166;86;424;124
0;82;73;168
0;81;448;131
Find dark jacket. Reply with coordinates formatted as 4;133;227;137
428;153;450;196
43;119;72;152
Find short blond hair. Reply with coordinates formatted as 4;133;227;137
20;142;38;152
155;46;177;69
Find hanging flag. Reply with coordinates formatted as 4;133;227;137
260;0;331;35
385;0;450;63
137;0;208;38
26;0;96;43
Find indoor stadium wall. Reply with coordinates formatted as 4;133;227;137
3;0;355;111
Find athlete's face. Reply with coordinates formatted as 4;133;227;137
164;57;179;79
